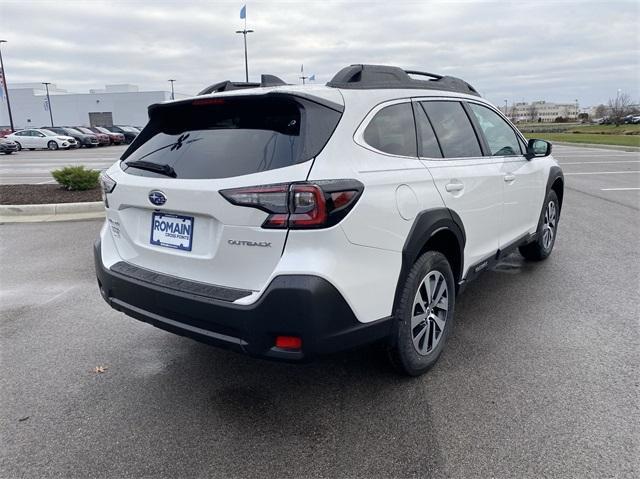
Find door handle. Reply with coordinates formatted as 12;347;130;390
504;174;516;183
445;182;464;193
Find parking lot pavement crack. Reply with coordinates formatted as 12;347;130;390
565;185;640;211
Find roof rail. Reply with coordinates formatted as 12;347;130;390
198;74;288;95
326;64;480;97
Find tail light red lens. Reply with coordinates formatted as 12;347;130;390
220;179;363;229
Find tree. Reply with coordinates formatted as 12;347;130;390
594;104;608;119
608;92;632;125
527;104;539;122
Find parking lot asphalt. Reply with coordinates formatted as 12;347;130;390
1;145;639;478
0;145;126;185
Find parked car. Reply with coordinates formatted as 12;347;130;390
95;64;564;376
90;126;125;145
46;126;99;148
76;127;110;146
104;125;138;144
632;116;640;124
0;137;19;154
6;128;77;150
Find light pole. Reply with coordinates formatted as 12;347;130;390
235;28;254;82
42;82;54;127
168;79;175;100
504;99;508;116
0;40;15;132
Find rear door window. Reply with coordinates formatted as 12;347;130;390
363;102;417;157
420;101;482;158
413;102;443;158
122;95;342;179
468;103;522;156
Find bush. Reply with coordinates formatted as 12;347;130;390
52;165;100;191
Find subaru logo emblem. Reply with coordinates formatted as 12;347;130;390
148;190;167;206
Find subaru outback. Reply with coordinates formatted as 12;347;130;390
94;64;564;376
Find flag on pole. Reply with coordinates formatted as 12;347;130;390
240;5;246;19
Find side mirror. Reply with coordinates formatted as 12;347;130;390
525;139;552;160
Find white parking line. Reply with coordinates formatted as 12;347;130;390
560;160;640;165
564;171;640;175
601;187;640;191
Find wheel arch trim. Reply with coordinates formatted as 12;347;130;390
392;207;466;313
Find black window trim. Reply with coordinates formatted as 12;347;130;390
354;98;420;160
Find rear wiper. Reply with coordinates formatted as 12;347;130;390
126;160;177;178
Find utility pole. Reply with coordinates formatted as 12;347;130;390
168;79;175;100
235;12;253;83
299;64;308;85
0;40;15;132
42;82;54;127
504;99;508;116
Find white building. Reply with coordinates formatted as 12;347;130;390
0;83;189;130
502;100;580;123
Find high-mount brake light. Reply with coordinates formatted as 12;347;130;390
220;180;364;229
192;98;226;106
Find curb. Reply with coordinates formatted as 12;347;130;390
0;201;105;223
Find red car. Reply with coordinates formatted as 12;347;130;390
92;126;125;145
76;126;110;146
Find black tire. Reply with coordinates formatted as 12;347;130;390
388;251;456;376
4;151;12;155
47;141;59;151
519;190;560;261
15;142;21;151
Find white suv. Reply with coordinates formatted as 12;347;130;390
94;65;564;376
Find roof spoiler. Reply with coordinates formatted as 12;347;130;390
198;74;288;95
326;64;480;97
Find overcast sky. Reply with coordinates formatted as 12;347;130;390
1;0;638;107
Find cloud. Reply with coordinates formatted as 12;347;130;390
0;0;638;106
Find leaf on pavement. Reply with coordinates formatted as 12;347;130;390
92;366;108;374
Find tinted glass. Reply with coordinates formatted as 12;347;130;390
363;103;417;157
122;95;342;179
413;103;442;158
469;103;522;156
421;101;482;158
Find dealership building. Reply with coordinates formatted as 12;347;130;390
0;83;188;130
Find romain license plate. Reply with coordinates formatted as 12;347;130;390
150;212;194;251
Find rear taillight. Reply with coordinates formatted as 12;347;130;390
220;180;363;229
99;173;117;208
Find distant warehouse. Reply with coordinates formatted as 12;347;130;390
0;83;188;130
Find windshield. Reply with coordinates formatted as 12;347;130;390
79;127;95;135
121;95;342;180
122;126;138;133
41;130;57;136
96;127;111;134
66;128;83;135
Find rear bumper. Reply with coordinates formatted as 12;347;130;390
94;240;392;361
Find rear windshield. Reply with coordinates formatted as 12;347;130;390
121;95;342;179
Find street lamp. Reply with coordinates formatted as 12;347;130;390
42;82;54;127
168;79;175;100
0;40;15;132
235;28;254;82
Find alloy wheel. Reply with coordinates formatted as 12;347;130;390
542;200;557;250
411;270;449;355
